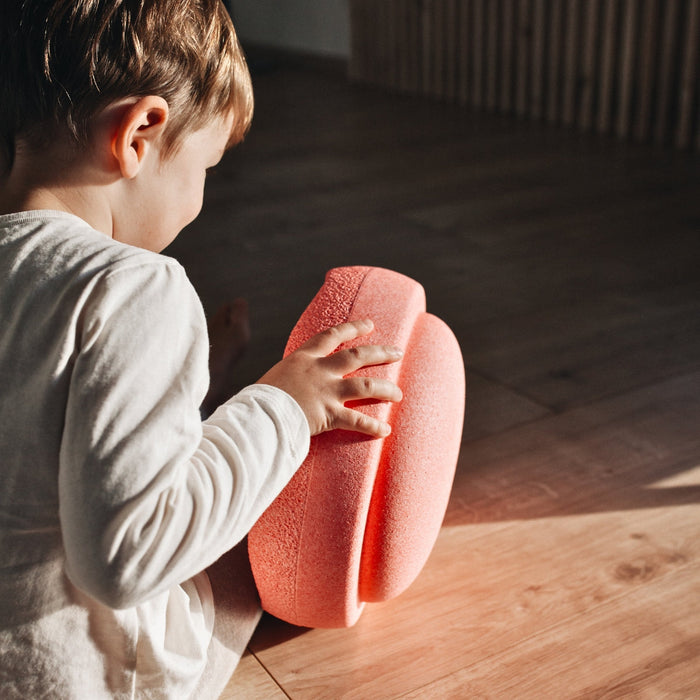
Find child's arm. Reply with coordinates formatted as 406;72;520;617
257;319;403;438
59;259;401;610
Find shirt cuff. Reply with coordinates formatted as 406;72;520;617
228;384;311;466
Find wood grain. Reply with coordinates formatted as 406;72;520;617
401;560;700;698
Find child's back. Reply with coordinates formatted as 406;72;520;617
0;211;299;697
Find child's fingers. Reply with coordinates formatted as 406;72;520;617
328;344;404;373
340;376;403;403
300;319;374;355
334;407;393;438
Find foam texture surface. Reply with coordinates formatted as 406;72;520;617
248;267;465;628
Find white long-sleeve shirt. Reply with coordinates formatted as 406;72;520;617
0;211;310;699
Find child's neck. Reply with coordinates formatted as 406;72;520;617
0;142;114;236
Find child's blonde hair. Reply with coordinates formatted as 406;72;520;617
0;0;253;165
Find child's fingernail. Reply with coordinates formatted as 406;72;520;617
380;423;392;437
390;346;404;358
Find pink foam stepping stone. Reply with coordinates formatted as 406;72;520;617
248;266;465;628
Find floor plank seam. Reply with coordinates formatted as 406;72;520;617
464;364;554;415
248;647;293;699
460;412;552;447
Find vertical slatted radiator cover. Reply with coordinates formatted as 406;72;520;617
349;0;700;150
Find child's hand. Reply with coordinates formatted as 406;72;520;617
257;319;403;437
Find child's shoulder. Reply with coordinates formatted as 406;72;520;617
0;209;181;275
0;209;191;315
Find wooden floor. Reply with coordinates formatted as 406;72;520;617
167;63;700;699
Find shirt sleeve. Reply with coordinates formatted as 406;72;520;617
58;257;309;609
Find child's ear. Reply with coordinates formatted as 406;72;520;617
111;96;169;179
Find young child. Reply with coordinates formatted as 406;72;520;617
0;2;403;698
